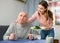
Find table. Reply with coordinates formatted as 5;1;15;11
0;39;46;43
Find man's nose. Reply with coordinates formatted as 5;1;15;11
21;17;24;19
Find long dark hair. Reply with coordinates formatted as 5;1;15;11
38;1;53;20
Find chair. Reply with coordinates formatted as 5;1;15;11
0;25;9;40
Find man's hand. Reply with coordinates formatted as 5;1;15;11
28;34;34;40
9;33;15;40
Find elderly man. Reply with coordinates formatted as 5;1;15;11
3;12;40;40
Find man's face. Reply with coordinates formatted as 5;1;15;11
17;12;28;24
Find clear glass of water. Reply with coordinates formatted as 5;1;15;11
46;37;54;43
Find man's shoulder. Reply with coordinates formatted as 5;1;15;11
10;21;17;26
27;22;32;25
26;22;32;27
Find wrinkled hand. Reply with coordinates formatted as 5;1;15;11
9;33;15;40
28;34;34;40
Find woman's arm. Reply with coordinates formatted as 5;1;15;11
28;11;38;23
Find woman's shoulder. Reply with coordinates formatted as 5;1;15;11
48;10;53;15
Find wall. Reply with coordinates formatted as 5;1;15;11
0;0;25;25
25;0;41;26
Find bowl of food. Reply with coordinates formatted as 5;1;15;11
34;26;41;30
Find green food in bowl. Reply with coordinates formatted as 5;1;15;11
34;26;41;29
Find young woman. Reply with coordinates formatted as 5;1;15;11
28;1;55;39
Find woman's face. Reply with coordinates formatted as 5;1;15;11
38;5;46;14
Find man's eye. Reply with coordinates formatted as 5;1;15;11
20;15;22;16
